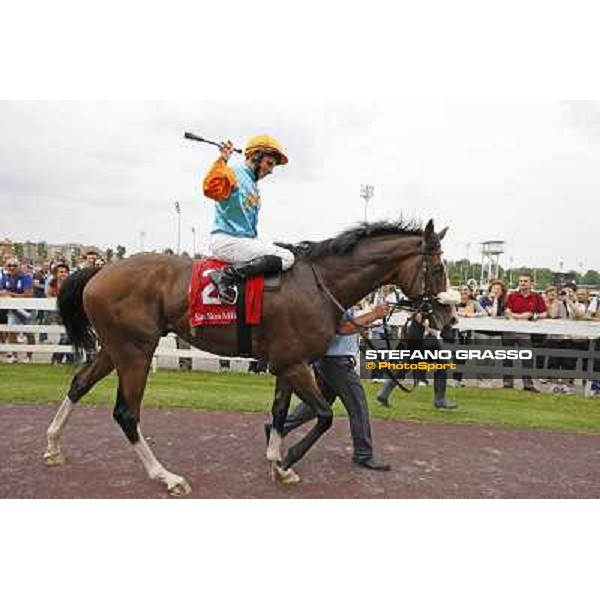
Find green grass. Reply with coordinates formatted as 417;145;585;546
1;364;599;434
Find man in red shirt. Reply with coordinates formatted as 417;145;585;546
505;274;547;320
504;273;547;392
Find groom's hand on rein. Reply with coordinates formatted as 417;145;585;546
372;304;391;320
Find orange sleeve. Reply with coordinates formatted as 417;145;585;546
202;158;238;202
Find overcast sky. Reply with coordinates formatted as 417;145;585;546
0;100;598;272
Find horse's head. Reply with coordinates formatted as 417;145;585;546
395;219;458;331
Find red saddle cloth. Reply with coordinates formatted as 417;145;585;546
188;259;265;327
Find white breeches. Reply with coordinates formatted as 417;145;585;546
209;233;295;270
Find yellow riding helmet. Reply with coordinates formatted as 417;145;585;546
244;134;288;165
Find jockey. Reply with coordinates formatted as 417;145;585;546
202;134;295;304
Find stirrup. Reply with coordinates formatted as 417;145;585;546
219;285;238;305
210;269;239;305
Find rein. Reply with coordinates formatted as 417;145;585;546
310;262;415;393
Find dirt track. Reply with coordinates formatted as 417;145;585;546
1;403;599;498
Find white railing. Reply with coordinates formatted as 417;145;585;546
0;297;253;371
3;297;600;375
385;309;600;338
455;315;600;338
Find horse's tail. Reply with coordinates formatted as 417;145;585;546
57;267;102;360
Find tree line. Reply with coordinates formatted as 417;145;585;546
448;259;600;289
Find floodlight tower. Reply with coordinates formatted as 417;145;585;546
174;201;181;254
360;184;374;222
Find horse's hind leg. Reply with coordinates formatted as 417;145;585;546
276;363;333;478
44;349;114;466
112;348;191;497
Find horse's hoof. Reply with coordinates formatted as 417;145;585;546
44;450;66;467
168;478;192;497
273;465;301;485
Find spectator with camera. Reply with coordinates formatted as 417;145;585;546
549;284;589;394
32;266;47;299
32;263;52;343
549;284;584;320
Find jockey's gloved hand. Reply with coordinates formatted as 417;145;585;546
219;140;235;162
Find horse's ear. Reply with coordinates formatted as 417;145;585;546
424;219;434;238
438;226;449;240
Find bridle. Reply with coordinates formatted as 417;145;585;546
390;234;445;324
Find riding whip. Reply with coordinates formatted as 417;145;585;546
184;132;243;154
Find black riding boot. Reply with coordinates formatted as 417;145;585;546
210;255;283;304
433;369;457;409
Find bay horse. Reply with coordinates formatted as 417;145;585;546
44;219;454;495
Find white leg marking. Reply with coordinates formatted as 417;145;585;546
44;395;74;465
273;464;301;484
266;429;283;462
133;425;191;496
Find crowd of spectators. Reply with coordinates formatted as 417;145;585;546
0;249;104;364
462;275;599;394
363;274;600;395
455;276;599;323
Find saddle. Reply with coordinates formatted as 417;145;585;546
188;258;281;357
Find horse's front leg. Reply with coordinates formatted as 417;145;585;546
278;363;333;474
266;374;298;483
267;375;292;463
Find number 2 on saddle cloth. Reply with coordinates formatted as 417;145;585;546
188;258;265;327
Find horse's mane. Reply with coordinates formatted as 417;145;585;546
276;218;423;260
